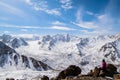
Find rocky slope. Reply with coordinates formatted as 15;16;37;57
0;41;51;71
0;34;28;48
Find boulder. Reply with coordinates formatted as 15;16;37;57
64;65;81;76
41;75;49;80
6;78;9;80
9;78;15;80
57;70;66;79
114;74;120;80
56;65;81;80
93;67;100;77
87;70;93;76
50;77;56;80
6;78;15;80
106;64;117;72
106;64;117;77
99;70;105;77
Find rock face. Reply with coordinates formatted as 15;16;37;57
0;34;28;48
41;75;49;80
1;34;12;43
11;38;28;48
40;34;71;50
93;67;100;77
21;55;30;68
53;64;118;80
114;74;120;80
0;41;19;67
30;57;51;71
56;65;81;80
106;64;117;73
0;41;51;71
86;64;118;78
106;64;117;77
72;76;112;80
99;38;120;61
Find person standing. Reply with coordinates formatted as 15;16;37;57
101;59;106;72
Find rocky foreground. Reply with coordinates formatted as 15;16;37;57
5;63;120;80
37;64;120;80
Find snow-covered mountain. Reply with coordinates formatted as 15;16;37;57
0;41;51;71
0;34;28;48
40;34;71;50
14;34;120;71
99;37;120;61
0;34;120;79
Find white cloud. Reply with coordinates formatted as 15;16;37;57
3;31;10;34
72;7;117;35
73;9;98;29
0;24;76;31
52;21;65;25
61;2;72;10
98;14;105;19
81;30;99;34
80;29;111;36
45;9;61;16
60;0;72;10
73;7;115;30
60;0;70;4
51;26;76;31
72;22;98;29
24;0;61;16
0;24;40;29
86;11;94;15
14;34;38;38
24;0;33;5
51;21;75;31
86;11;98;17
97;14;116;27
98;14;109;23
21;29;28;32
34;7;61;16
76;8;83;22
0;1;27;18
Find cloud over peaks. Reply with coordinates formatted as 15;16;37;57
59;0;73;10
24;0;61;16
51;26;76;31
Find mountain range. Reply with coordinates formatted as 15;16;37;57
0;34;120;79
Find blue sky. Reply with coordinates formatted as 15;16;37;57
0;0;120;35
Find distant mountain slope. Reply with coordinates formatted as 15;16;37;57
0;41;51;71
0;34;28;48
99;37;120;61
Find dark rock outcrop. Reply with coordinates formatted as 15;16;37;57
30;57;52;71
1;34;12;43
65;65;81;76
0;41;19;67
114;74;120;80
21;55;30;68
93;67;100;77
6;78;15;80
106;64;117;72
11;38;28;48
106;64;118;77
41;75;49;80
87;70;93;76
99;38;120;61
56;65;81;80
